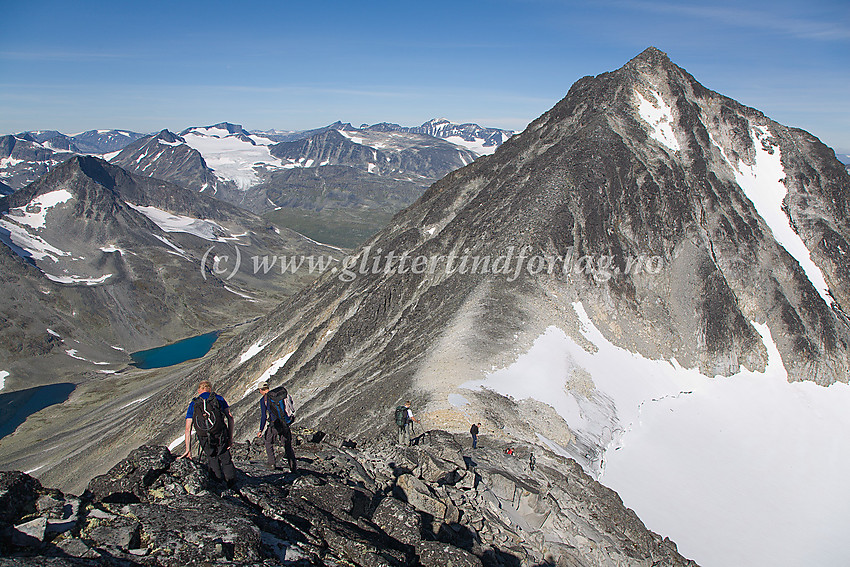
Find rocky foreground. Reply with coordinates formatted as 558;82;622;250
0;429;696;566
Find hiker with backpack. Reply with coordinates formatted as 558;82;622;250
470;422;481;449
257;381;297;472
395;400;417;446
180;380;236;487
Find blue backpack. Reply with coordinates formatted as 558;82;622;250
268;386;294;426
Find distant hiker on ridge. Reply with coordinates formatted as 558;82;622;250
257;381;297;472
470;422;481;449
180;380;236;487
395;400;417;446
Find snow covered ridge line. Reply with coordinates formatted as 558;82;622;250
201;244;664;283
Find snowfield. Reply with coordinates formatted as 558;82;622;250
46;273;113;285
126;203;230;241
463;302;850;567
442;135;498;156
182;127;283;189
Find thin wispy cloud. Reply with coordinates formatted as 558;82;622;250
0;51;128;61
615;1;850;41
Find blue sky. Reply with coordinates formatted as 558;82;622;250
1;0;848;152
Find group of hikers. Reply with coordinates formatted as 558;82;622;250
181;381;532;487
179;380;297;487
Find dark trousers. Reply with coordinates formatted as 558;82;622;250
199;432;236;484
471;433;478;449
267;420;297;472
398;424;411;446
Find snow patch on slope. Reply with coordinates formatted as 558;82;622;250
723;125;831;304
442;135;497;156
0;189;76;261
0;370;8;391
242;351;295;399
635;90;680;151
126;203;231;241
0;219;72;261
5;190;74;229
240;339;270;364
46;273;113;285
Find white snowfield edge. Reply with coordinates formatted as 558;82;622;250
0;370;8;391
463;303;850;567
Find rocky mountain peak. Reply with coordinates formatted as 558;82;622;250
209;122;244;134
154;129;184;143
625;45;673;71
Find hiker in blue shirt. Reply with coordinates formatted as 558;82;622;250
180;380;236;486
257;381;297;472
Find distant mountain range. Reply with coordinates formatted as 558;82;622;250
363;118;514;154
107;120;511;246
0;155;335;385
2;119;512;192
2;120;514;247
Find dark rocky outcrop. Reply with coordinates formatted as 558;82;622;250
0;430;697;566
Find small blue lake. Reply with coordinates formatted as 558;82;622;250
130;331;220;369
0;383;76;440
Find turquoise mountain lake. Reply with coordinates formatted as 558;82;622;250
130;331;220;369
0;383;76;440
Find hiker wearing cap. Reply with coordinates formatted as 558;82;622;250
257;382;297;472
180;380;236;486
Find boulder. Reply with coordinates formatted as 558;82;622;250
82;514;141;550
9;517;47;547
372;495;422;547
418;540;483;567
44;495;82;537
126;493;262;566
54;536;101;559
417;449;466;485
0;471;42;524
395;473;447;533
159;456;209;496
416;430;467;468
86;445;174;503
289;476;372;522
320;520;407;567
